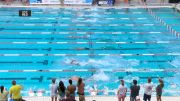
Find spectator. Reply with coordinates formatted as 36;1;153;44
0;86;9;101
50;79;58;101
143;78;153;101
156;79;164;101
67;79;76;100
77;78;85;101
130;80;140;101
141;0;147;4
9;80;23;101
128;0;131;4
5;0;11;5
117;80;127;101
57;81;66;101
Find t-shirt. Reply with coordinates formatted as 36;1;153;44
9;85;22;99
130;85;140;97
49;83;58;96
0;91;8;101
118;85;127;95
144;83;153;95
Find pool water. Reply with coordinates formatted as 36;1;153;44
0;7;180;96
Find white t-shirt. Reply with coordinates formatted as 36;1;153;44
144;83;153;95
118;85;127;95
49;83;58;96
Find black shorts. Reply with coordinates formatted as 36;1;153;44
157;94;161;97
143;94;151;101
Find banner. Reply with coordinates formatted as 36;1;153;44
64;0;92;4
30;0;61;4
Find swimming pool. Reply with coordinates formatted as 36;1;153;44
0;7;180;96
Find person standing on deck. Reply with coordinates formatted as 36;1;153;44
50;79;58;101
77;78;85;101
9;80;23;101
67;79;76;100
143;78;153;101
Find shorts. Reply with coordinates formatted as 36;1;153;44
157;94;161;97
51;94;57;97
143;94;151;101
118;94;126;98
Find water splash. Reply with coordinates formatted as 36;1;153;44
91;70;109;81
164;73;180;85
123;75;140;83
170;56;180;68
61;56;139;69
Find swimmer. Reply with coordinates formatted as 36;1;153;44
170;83;177;89
70;59;80;66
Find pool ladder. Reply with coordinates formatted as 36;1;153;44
143;3;180;38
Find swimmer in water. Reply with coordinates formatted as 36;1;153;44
70;59;80;66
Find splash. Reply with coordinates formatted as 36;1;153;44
54;56;140;69
91;70;109;81
164;73;180;85
170;56;180;68
123;75;140;83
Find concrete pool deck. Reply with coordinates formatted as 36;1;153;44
0;0;176;8
23;96;180;101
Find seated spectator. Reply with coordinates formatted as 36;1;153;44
0;86;9;101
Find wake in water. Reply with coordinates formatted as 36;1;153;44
170;56;180;68
123;75;140;83
89;70;110;81
54;56;140;69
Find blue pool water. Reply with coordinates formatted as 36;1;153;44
0;7;180;96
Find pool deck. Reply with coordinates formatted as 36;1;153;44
0;0;176;8
23;96;180;101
